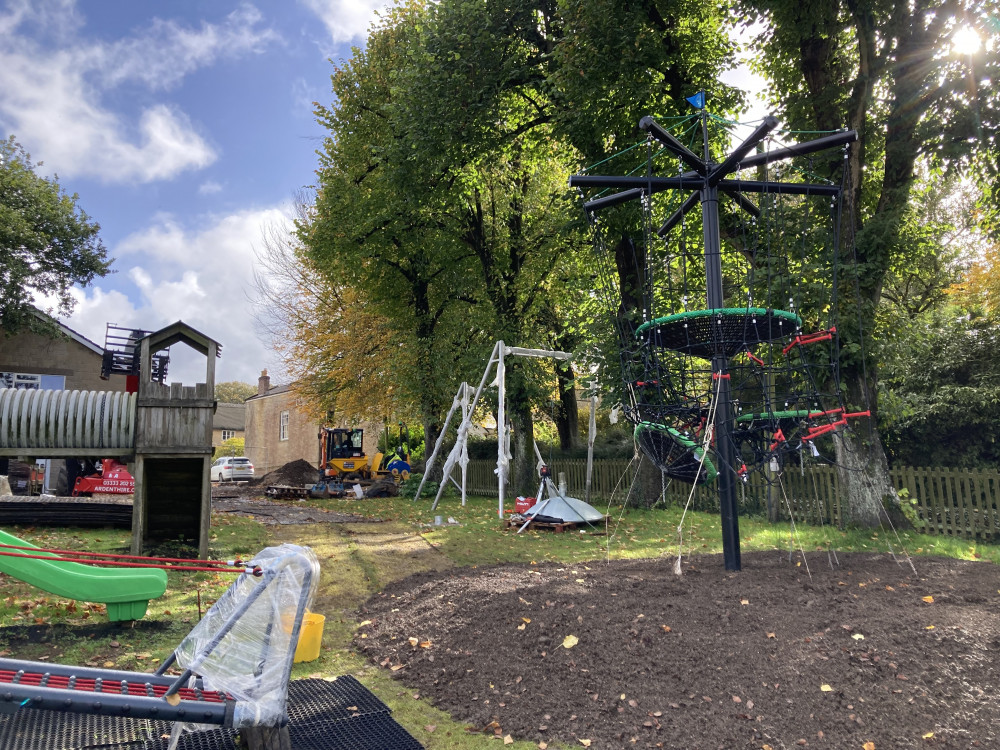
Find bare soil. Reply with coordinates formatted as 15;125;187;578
355;551;1000;750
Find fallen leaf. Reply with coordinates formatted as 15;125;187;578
562;634;579;649
578;740;591;747
863;742;875;750
504;735;514;744
347;706;358;711
820;684;832;692
424;725;436;733
767;632;776;639
538;743;548;749
925;625;935;630
390;664;404;671
408;637;419;648
661;625;672;633
517;623;526;631
922;732;934;739
740;598;749;605
922;596;934;603
522;617;531;624
419;640;432;648
852;634;865;640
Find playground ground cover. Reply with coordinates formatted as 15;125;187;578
0;493;998;749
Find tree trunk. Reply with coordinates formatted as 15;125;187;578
833;374;908;529
554;359;580;451
631;453;663;509
833;424;907;529
507;360;537;497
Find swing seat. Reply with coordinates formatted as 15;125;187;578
635;308;801;359
634;422;717;485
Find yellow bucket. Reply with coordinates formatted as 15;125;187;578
293;612;325;663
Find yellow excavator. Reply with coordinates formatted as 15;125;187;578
310;426;411;497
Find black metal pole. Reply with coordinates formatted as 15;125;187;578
698;113;742;571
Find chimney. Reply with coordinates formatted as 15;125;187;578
257;369;270;396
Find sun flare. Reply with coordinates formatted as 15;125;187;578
952;25;982;54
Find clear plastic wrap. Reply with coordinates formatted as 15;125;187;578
171;544;319;728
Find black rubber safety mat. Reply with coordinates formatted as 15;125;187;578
0;706;170;749
286;676;390;725
0;677;422;750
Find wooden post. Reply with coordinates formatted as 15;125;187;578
239;726;291;750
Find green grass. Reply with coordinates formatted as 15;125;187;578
310;491;1000;566
1;493;996;749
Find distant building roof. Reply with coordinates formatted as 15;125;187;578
33;309;104;355
245;383;293;401
214;402;246;431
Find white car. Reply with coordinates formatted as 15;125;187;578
211;456;254;483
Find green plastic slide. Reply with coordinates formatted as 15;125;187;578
0;529;167;621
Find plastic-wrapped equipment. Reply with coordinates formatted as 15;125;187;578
171;544;319;728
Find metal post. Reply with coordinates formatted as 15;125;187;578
496;341;507;519
700;112;741;572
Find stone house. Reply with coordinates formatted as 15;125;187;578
0;311;128;492
0;312;128;393
244;370;379;479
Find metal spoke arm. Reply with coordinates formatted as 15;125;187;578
707;116;779;187
638;116;707;174
735;129;858;171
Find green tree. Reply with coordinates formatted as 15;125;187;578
306;0;737;495
880;312;1000;468
306;3;483;451
215;381;256;403
738;0;1000;526
0;137;110;334
380;0;737;493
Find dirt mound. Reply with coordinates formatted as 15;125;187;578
357;551;1000;750
255;459;318;487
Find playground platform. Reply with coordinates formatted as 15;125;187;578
0;676;423;750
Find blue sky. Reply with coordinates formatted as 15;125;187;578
1;0;391;385
3;0;768;387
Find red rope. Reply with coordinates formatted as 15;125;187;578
0;549;260;575
0;542;242;567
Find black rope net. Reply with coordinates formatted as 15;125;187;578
580;116;858;487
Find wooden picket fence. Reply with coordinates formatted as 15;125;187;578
461;459;1000;542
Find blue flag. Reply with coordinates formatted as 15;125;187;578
686;91;705;109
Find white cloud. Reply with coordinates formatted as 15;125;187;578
51;205;295;386
92;5;279;92
298;0;388;44
198;180;223;195
0;1;279;183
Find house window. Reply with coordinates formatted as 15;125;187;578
0;372;41;389
279;411;289;441
221;429;236;442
